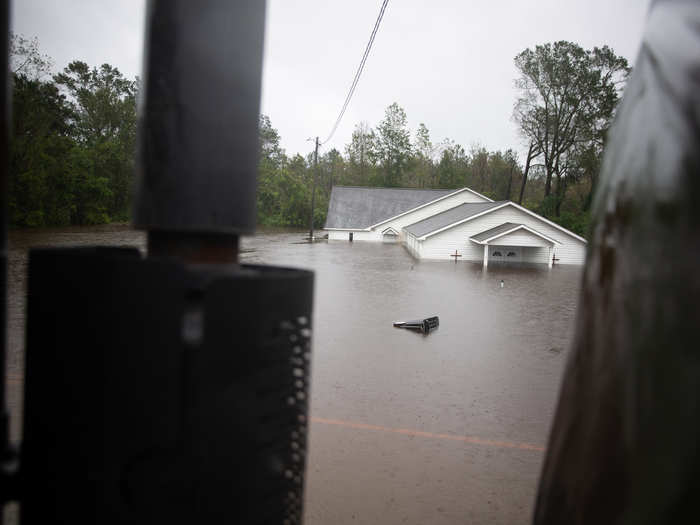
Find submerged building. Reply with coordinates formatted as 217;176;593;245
324;186;587;266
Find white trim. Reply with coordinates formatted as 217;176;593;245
470;224;561;245
417;201;587;244
382;227;399;235
368;187;494;230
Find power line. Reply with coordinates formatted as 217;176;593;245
320;0;389;146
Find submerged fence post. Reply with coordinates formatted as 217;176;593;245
19;2;315;523
534;2;700;523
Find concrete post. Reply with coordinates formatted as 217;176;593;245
548;246;553;268
483;244;489;268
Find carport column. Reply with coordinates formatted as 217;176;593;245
548;245;553;268
483;243;489;268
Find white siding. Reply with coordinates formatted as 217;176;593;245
328;230;378;241
352;230;381;241
521;247;551;264
419;205;586;265
328;230;351;241
404;232;421;258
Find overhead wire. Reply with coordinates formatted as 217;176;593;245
320;0;389;146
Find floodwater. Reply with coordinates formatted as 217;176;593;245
6;226;582;524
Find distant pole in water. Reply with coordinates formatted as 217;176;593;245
450;250;462;263
308;136;319;242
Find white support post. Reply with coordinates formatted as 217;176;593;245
483;244;489;268
548;246;553;268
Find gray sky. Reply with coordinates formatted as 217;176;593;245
13;0;651;161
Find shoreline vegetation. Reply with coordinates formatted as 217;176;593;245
10;35;628;238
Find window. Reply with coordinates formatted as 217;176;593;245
507;251;517;257
492;251;502;257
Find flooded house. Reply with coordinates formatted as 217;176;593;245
324;186;587;266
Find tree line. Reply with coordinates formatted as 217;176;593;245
9;35;628;237
9;34;137;226
258;41;629;236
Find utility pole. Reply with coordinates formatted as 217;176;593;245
308;136;319;242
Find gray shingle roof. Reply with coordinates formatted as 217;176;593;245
404;201;506;237
470;222;522;242
324;186;456;229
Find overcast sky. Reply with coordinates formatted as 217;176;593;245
12;0;651;161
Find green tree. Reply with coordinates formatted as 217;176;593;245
54;61;138;220
413;123;435;188
468;145;490;193
256;114;288;224
345;121;375;186
282;154;315;227
9;74;76;226
320;148;345;196
436;140;467;189
513;41;629;216
10;33;53;80
489;149;519;201
375;102;412;187
258;114;285;171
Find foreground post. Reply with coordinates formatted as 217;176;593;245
534;2;700;523
20;2;314;523
0;1;12;521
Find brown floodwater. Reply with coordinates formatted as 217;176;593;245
6;226;582;524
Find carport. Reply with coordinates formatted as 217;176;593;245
469;222;561;268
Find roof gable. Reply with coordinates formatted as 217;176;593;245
405;201;587;243
469;222;560;245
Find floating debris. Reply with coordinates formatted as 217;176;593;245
393;316;439;334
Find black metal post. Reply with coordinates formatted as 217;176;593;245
134;0;264;240
20;2;315;524
0;1;11;519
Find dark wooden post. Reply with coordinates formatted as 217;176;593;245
534;2;700;523
0;1;12;517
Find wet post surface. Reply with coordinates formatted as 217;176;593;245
534;2;700;523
